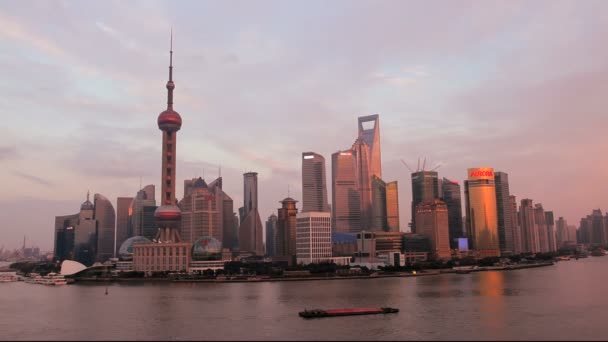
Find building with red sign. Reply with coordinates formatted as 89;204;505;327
464;167;500;258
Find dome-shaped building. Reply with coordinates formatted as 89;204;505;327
118;236;152;261
191;236;222;261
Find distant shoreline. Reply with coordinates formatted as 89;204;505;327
71;261;555;284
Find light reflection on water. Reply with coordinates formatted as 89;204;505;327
2;258;608;340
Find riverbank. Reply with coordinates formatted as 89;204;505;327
69;261;555;284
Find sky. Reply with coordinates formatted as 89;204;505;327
1;0;608;251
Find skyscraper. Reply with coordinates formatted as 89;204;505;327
590;209;606;246
534;204;549;252
276;197;299;262
133;33;191;273
545;211;556;252
371;175;387;231
509;195;522;254
464;168;500;258
130;185;158;240
179;177;226;244
301;152;329;213
386;181;400;232
238;172;264;256
414;200;451;260
519;199;539;253
411;171;439;233
74;192;97;266
441;178;463;249
265;214;278;257
357;114;382;179
54;213;78;262
352;137;372;229
222;192;237;252
93;194;116;262
494;172;514;256
115;197;133;257
331;150;360;233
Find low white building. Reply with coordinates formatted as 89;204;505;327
296;212;332;265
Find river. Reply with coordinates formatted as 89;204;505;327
0;257;605;340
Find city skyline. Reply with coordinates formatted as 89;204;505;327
2;0;608;249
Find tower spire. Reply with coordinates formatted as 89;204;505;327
166;27;175;109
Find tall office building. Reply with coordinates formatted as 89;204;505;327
94;194;116;262
54;213;78;262
519;199;539;253
179;177;232;244
266;214;278;257
296;212;332;265
301;152;329;213
545;211;556;252
222;193;237;251
556;217;568;249
276;197;299;261
243;172;258;215
414;200;451;260
509;195;522;254
494;172;514;256
133;35;191;273
352;138;372;229
331;150;360;233
115;197;133;257
566;225;578;245
386;181;400;232
74;192;97;266
441;178;463;249
238;172;264;256
464;168;500;258
534;204;549;252
371;176;387;231
411;171;439;233
357;114;382;179
590;209;606;246
130;185;157;240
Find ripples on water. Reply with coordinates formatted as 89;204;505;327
2;258;608;340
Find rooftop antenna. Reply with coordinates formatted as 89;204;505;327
218;164;222;178
288;184;291;198
400;159;414;172
422;157;427;171
139;176;142;190
417;157;420;172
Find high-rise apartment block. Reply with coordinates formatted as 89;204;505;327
519;199;539;253
265;214;278;257
276;197;298;262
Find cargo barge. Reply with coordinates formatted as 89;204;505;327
299;307;399;318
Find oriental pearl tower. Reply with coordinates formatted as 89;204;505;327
154;31;183;243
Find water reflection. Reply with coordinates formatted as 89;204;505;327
478;271;506;338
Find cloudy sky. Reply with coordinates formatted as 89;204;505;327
1;0;607;251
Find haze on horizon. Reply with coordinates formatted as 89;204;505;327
1;0;607;250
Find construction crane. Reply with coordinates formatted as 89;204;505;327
400;159;413;172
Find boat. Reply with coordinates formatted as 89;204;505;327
0;273;18;282
40;273;68;285
25;273;42;284
555;255;571;261
299;307;399;318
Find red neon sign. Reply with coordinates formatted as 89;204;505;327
470;170;493;177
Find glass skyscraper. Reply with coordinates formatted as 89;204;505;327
464;168;500;258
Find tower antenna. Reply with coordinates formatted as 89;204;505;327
288;184;290;198
417;157;420;172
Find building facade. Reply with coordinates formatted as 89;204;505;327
494;172;514;256
265;214;278;257
296;212;332;264
130;185;158;240
94;194;116;262
301;152;330;213
276;197;299;261
411;171;439;233
509;195;523;254
441;178;463;249
414;200;451;260
519;199;539;253
331;150;360;233
464;168;500;258
238;172;264;256
116;197;133;257
386;181;400;232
